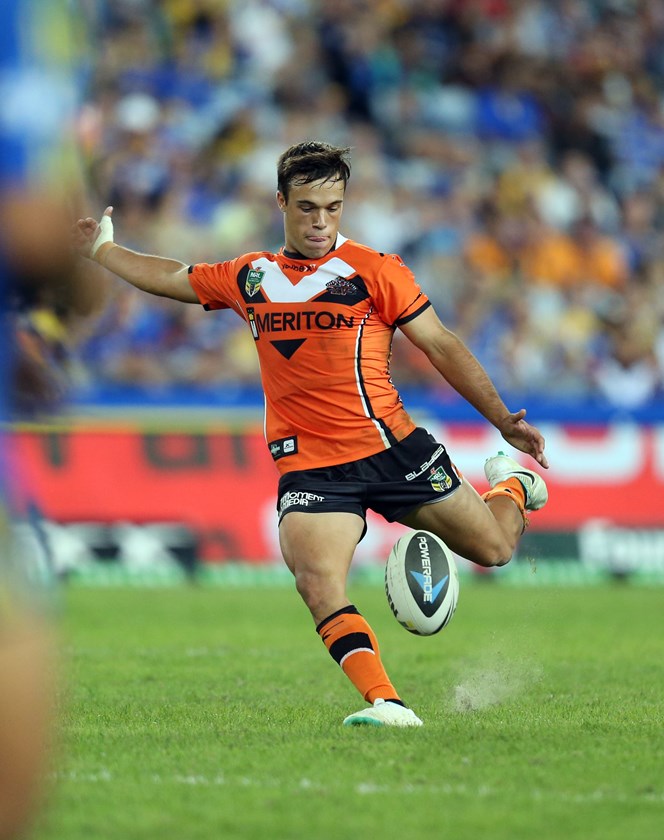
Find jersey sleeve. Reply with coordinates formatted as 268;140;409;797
371;253;431;326
188;261;238;312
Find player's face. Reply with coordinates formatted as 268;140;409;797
277;177;345;259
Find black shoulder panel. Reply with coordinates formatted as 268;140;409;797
314;274;370;304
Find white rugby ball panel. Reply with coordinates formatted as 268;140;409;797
385;530;459;635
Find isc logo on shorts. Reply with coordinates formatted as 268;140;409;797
405;445;445;481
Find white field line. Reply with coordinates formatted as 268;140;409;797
48;770;664;803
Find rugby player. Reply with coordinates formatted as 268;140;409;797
75;141;549;728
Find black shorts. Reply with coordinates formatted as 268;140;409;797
277;427;462;526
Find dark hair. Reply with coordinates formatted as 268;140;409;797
277;141;351;201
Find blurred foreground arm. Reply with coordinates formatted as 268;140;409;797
74;207;199;303
400;307;549;468
0;614;54;840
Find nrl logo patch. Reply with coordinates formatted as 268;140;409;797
429;466;452;493
245;269;265;297
326;276;356;295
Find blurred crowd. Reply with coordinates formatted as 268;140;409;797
42;0;664;411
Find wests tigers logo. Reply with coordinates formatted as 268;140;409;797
326;276;357;296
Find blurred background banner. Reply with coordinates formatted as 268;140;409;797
16;420;664;569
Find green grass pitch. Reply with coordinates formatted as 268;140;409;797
37;579;664;840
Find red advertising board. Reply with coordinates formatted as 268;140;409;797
14;422;664;562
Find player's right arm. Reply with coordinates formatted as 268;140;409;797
74;206;199;303
400;306;549;469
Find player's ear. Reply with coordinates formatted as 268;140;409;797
276;191;287;212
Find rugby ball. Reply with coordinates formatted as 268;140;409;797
385;530;459;636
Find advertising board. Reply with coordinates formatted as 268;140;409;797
15;422;664;565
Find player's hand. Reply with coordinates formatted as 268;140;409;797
72;206;114;260
498;409;549;469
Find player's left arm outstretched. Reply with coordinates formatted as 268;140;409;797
399;307;549;469
74;206;199;303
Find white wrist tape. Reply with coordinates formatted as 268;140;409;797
90;214;114;258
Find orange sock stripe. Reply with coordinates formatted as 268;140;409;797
318;607;399;703
482;477;529;530
482;476;525;508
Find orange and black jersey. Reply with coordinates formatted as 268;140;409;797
188;234;431;474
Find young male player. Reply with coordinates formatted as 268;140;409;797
75;141;549;728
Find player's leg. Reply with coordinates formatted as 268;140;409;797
400;451;548;567
279;510;419;724
400;479;521;567
279;510;362;623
